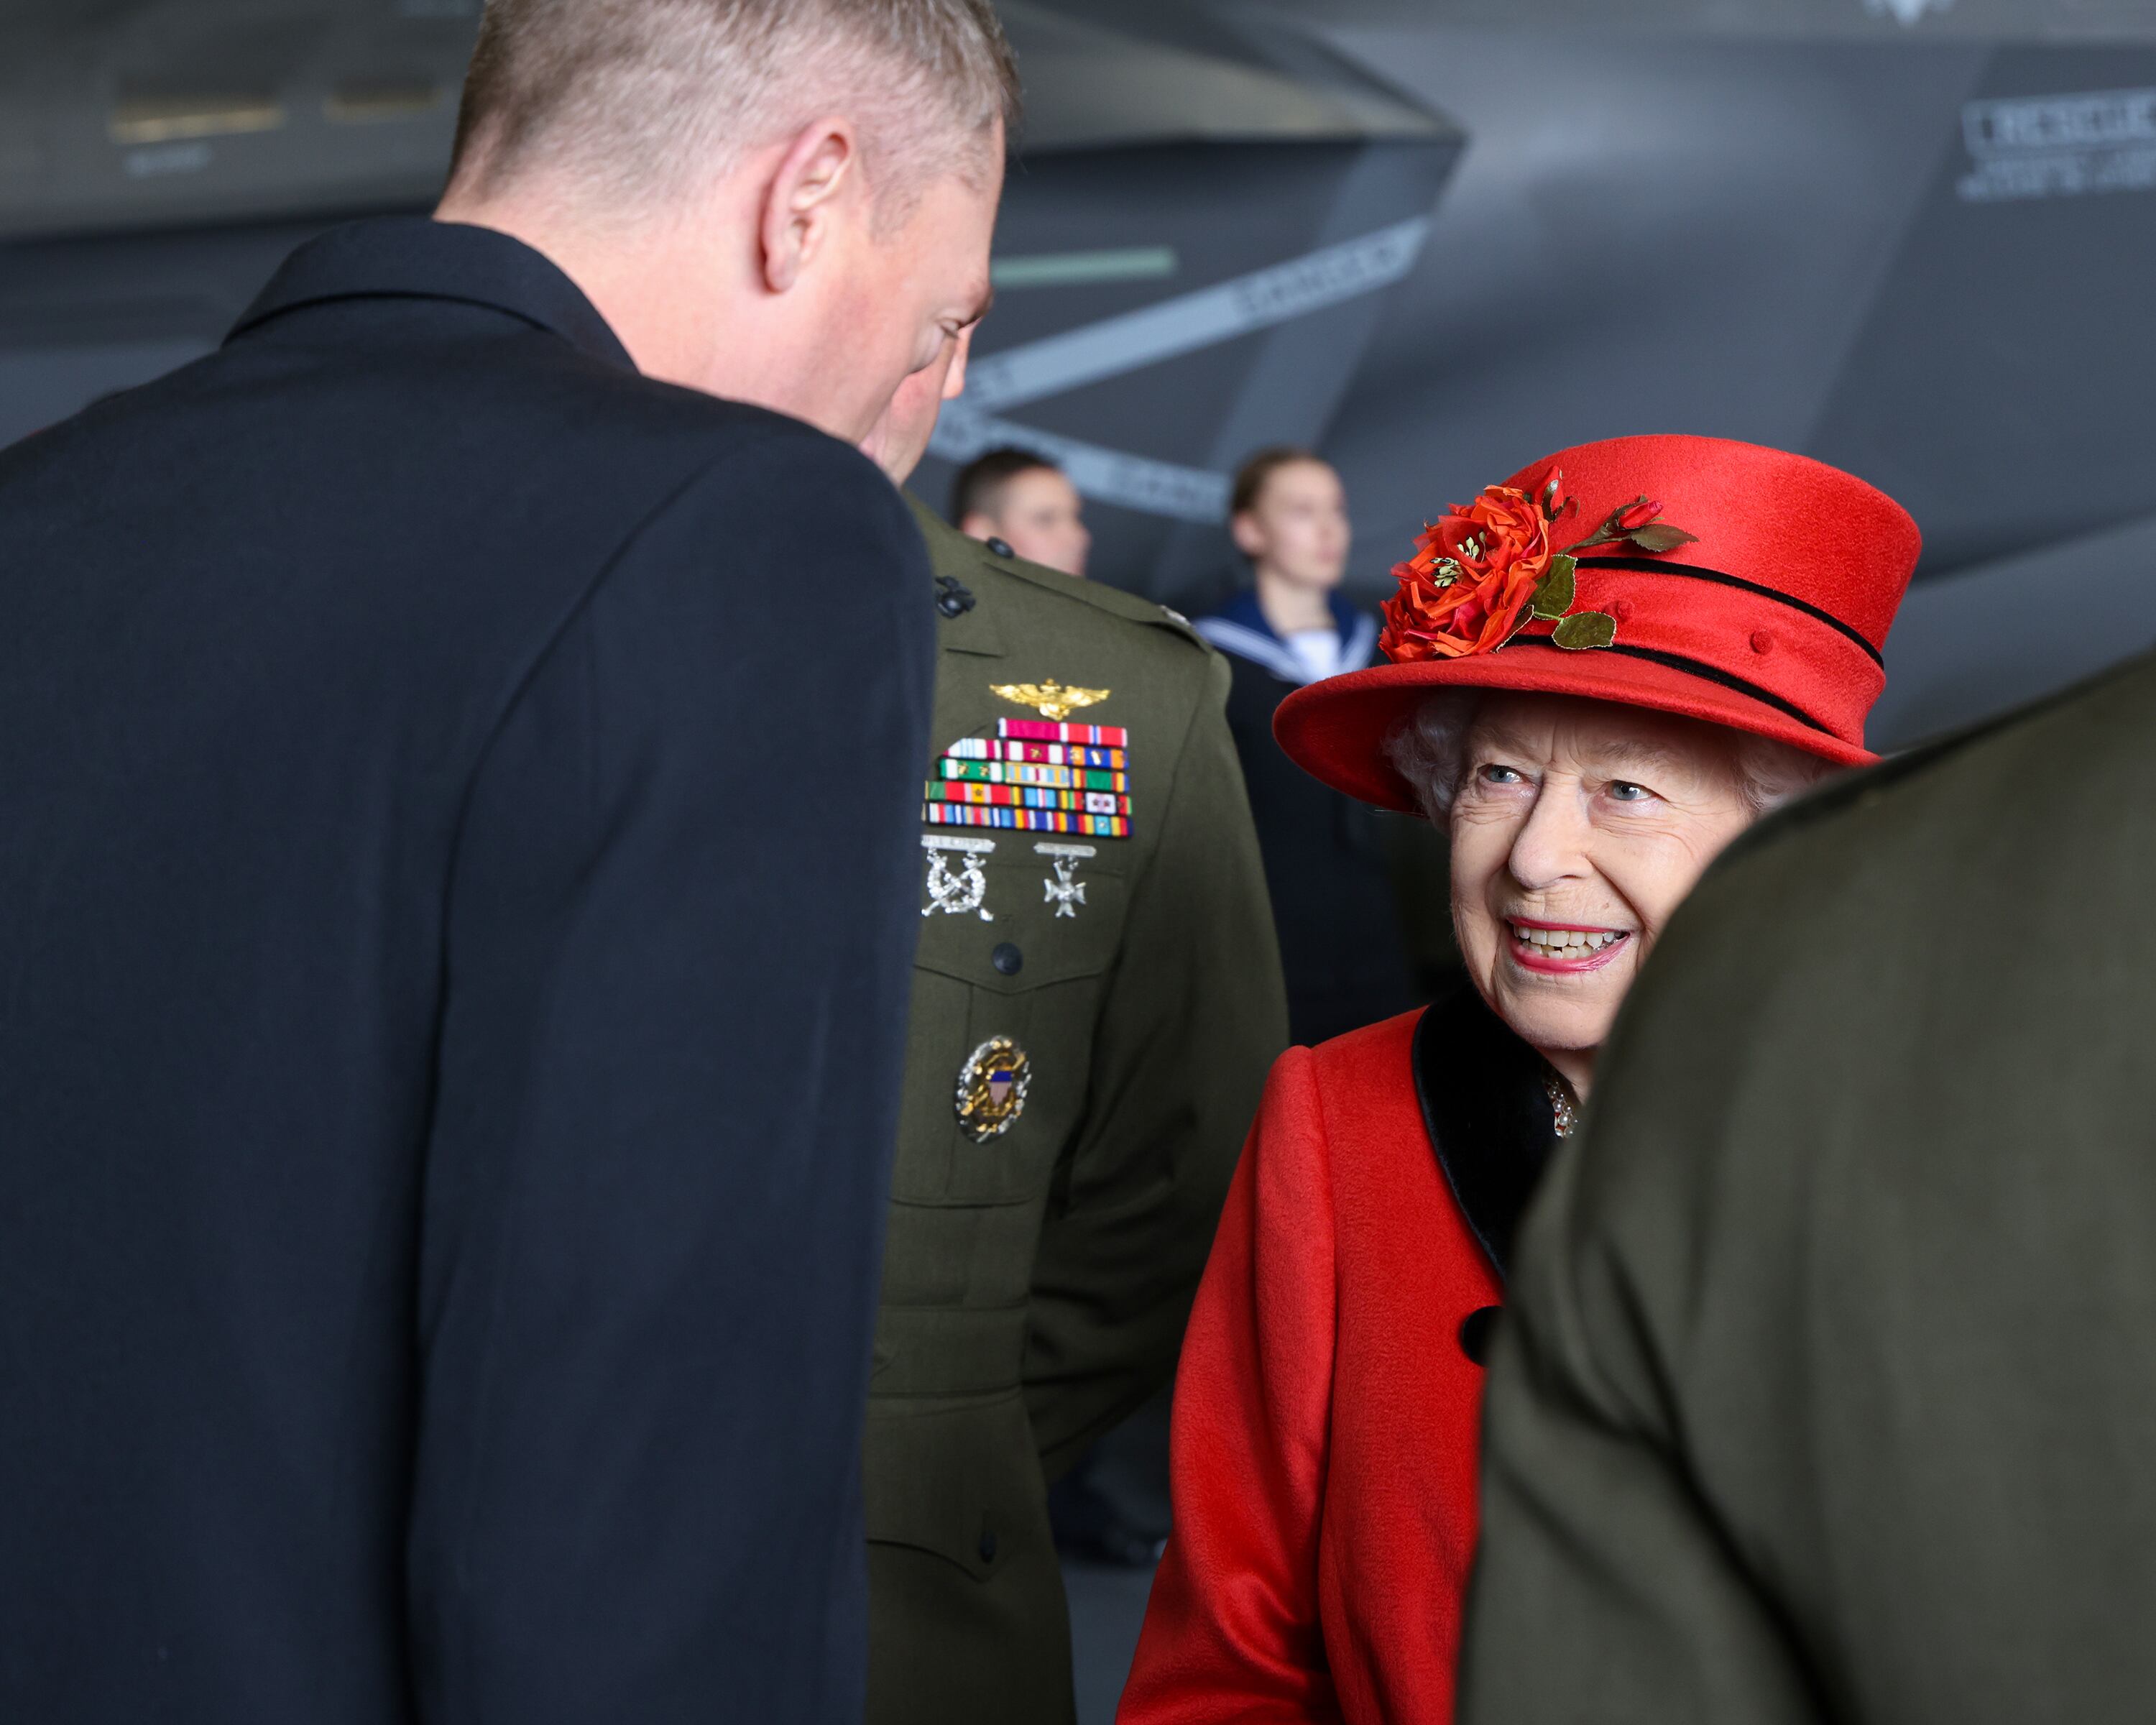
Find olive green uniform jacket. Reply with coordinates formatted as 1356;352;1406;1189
865;501;1288;1725
1460;650;2156;1725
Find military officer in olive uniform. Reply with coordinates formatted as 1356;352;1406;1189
856;341;1289;1724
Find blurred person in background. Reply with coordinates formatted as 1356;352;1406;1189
0;3;1013;1724
1119;437;1918;1725
953;445;1092;576
854;315;1287;1723
1197;447;1420;1046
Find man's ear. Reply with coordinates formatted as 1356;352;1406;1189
958;510;1000;542
1229;512;1267;561
760;118;860;294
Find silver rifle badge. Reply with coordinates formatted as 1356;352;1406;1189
1036;841;1096;919
923;834;995;921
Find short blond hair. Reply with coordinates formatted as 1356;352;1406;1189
450;0;1019;210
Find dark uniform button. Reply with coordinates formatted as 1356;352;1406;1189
978;1529;998;1563
985;536;1015;559
1458;1305;1501;1366
991;942;1023;976
934;574;975;619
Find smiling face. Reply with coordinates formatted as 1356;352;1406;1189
1447;692;1765;1093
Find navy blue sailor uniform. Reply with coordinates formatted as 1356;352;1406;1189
1194;590;1421;1046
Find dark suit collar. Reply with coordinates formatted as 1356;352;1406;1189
228;216;636;372
1411;980;1560;1284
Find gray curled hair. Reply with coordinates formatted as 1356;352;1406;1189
1381;689;1838;824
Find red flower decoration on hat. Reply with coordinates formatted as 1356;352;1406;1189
1379;477;1697;663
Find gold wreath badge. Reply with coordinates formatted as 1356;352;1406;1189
954;1036;1031;1142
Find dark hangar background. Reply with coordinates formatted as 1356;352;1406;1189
3;0;2153;748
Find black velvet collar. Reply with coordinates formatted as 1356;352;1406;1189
229;217;636;372
1411;982;1560;1284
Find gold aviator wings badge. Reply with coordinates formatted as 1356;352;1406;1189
991;681;1111;723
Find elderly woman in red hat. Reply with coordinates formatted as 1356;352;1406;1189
1115;436;1920;1725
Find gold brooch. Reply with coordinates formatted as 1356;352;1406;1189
991;680;1110;723
955;1036;1031;1141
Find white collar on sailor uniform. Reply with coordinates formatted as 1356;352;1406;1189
1194;608;1379;686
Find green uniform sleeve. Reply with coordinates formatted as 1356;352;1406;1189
1457;1135;1822;1725
1021;649;1289;1479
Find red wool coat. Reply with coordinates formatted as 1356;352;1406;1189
1118;994;1557;1725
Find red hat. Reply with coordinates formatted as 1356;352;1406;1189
1275;434;1920;812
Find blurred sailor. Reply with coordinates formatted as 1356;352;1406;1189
857;335;1288;1724
0;3;1014;1723
1197;447;1421;1046
954;445;1093;576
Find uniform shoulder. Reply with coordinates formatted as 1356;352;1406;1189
1611;648;2156;1077
1708;646;2156;895
572;418;921;677
610;374;890;494
424;351;906;562
593;404;916;586
904;492;1212;661
1547;649;2156;1355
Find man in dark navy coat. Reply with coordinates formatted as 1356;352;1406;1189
0;4;1015;1722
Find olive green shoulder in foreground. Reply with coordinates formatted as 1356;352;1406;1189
1713;646;2156;871
905;490;1210;653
